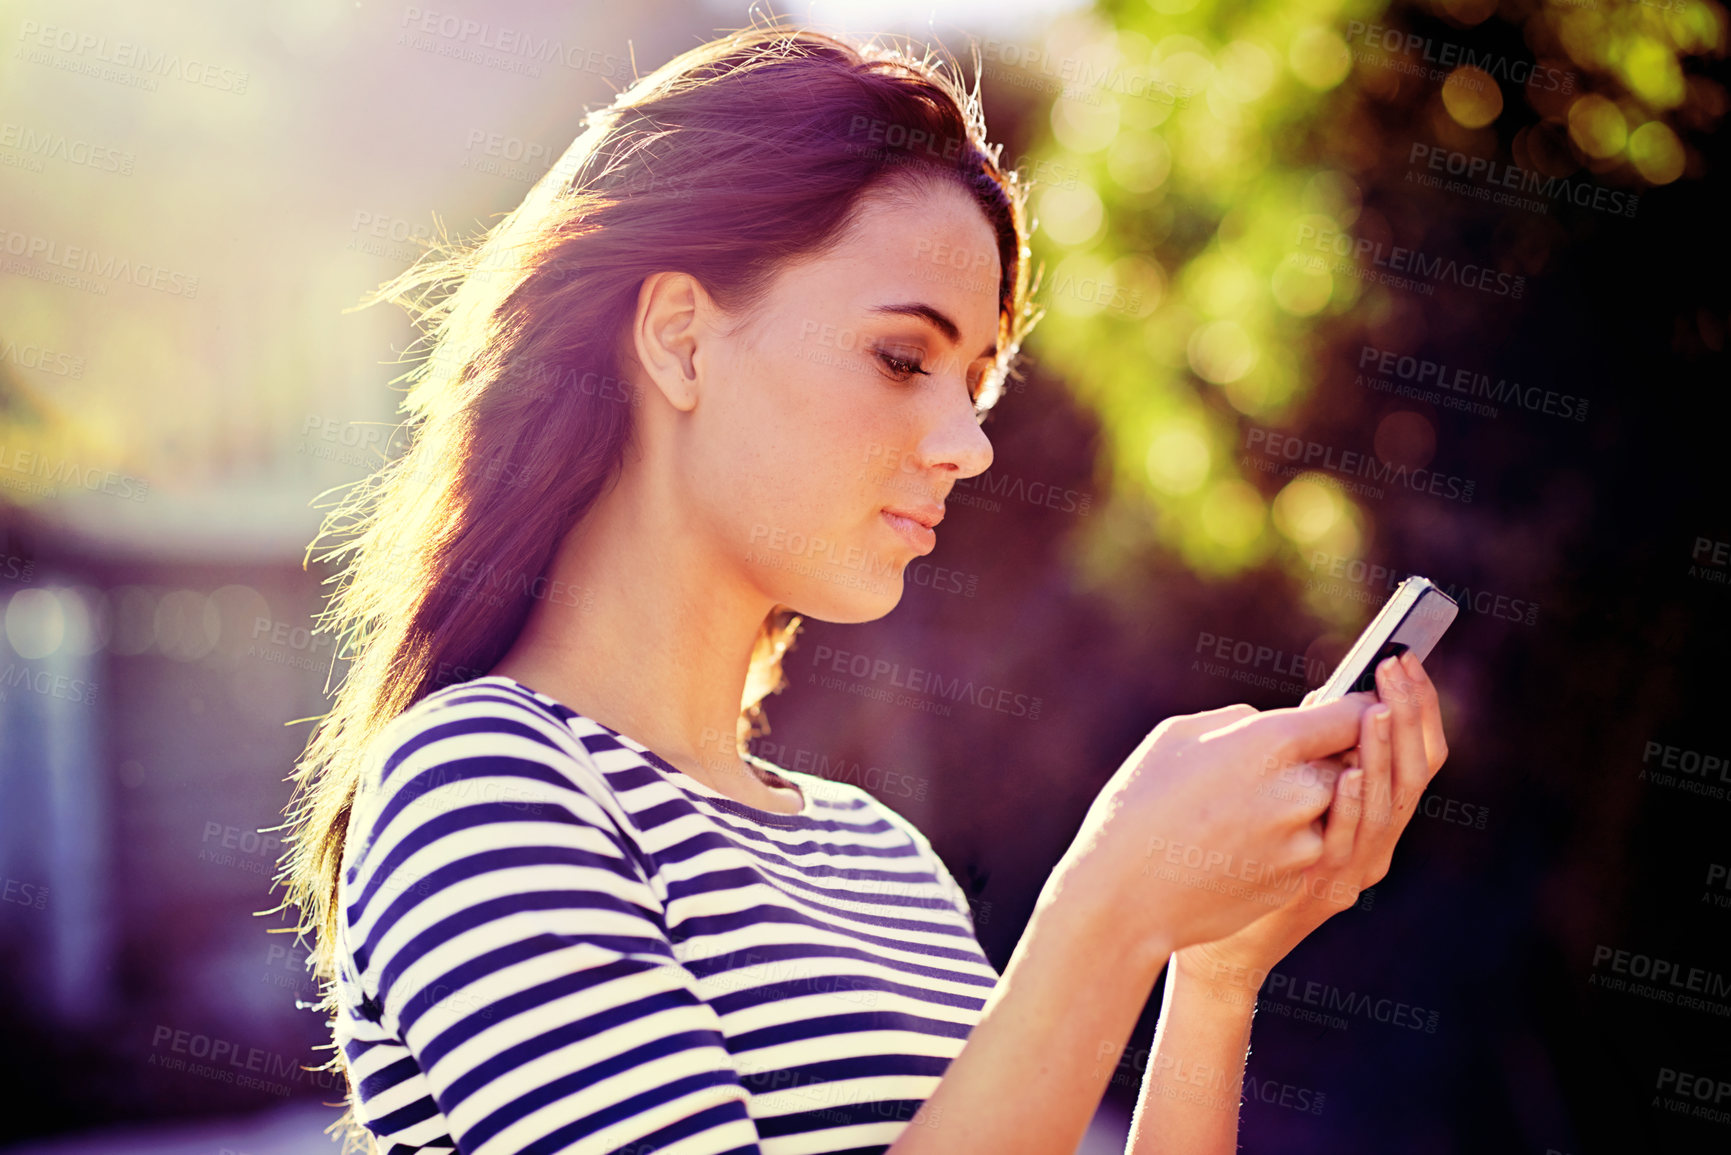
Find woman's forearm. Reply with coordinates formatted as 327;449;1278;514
887;881;1169;1155
882;694;1378;1155
1124;960;1257;1155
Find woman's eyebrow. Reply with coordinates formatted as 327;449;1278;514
870;302;998;360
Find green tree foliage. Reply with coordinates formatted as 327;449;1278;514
1013;0;1724;617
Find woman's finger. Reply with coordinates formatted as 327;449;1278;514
1400;651;1449;773
1358;699;1394;837
1377;654;1430;819
1321;768;1364;863
1168;702;1260;741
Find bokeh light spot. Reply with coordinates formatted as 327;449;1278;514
1146;422;1211;495
1162;51;1216;98
57;586;108;658
1289;27;1351;90
1049;251;1115;319
1443;67;1503;129
1037;183;1106;248
1302;171;1362;228
6;588;66;660
1628;120;1685;184
1219;40;1276;104
1110;254;1166;318
1439;0;1498;25
155;589;220;662
1222;373;1278;417
1272;475;1343;544
1271;252;1333;316
1199;479;1266;549
1186;252;1256;317
1624;37;1685;109
1107;130;1172;193
1568;95;1627;159
1051;91;1123;155
1188;320;1259;384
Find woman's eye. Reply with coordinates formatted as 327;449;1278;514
873;348;930;380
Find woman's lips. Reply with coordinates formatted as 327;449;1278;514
881;509;937;554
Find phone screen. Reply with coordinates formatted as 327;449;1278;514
1346;638;1412;695
1306;577;1459;705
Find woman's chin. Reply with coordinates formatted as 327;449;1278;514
784;571;905;624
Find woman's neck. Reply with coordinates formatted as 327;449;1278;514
486;453;781;807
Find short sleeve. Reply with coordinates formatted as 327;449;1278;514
339;699;765;1155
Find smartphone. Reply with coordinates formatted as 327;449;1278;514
1302;575;1459;706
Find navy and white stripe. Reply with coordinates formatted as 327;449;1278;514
334;675;999;1155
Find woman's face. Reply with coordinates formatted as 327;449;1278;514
678;179;1002;624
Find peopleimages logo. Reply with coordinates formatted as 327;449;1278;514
1305;551;1540;626
395;8;631;80
1690;536;1730;588
1192;630;1324;698
0;121;135;174
1639;739;1731;802
806;644;1043;720
1203;961;1441;1033
148;1025;339;1095
977;38;1192;107
0;227;199;298
1357;344;1589;423
0;336;84;379
1295;224;1525;299
1243;427;1476;504
1343;21;1575;93
1407;142;1639;219
1590;944;1731;1017
1653;1066;1731;1127
0;445;150;502
15;20;251;94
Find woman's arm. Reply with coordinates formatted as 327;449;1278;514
887;878;1170;1155
1123;759;1367;1155
1121;761;1364;1155
1128;651;1450;1155
885;697;1376;1155
1124;961;1257;1155
341;697;771;1155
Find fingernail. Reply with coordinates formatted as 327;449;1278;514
1345;770;1364;798
1401;651;1420;676
1374;707;1390;740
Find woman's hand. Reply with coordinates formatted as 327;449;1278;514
1046;691;1378;972
1172;650;1450;992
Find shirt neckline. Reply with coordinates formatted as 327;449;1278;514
468;675;816;821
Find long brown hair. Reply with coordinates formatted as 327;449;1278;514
273;15;1039;1146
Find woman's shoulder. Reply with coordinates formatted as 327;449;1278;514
347;676;622;850
365;675;599;774
395;672;577;727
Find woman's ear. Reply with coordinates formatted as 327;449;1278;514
631;271;707;412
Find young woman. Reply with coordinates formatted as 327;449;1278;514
278;21;1448;1155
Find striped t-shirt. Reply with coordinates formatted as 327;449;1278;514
333;674;1000;1155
